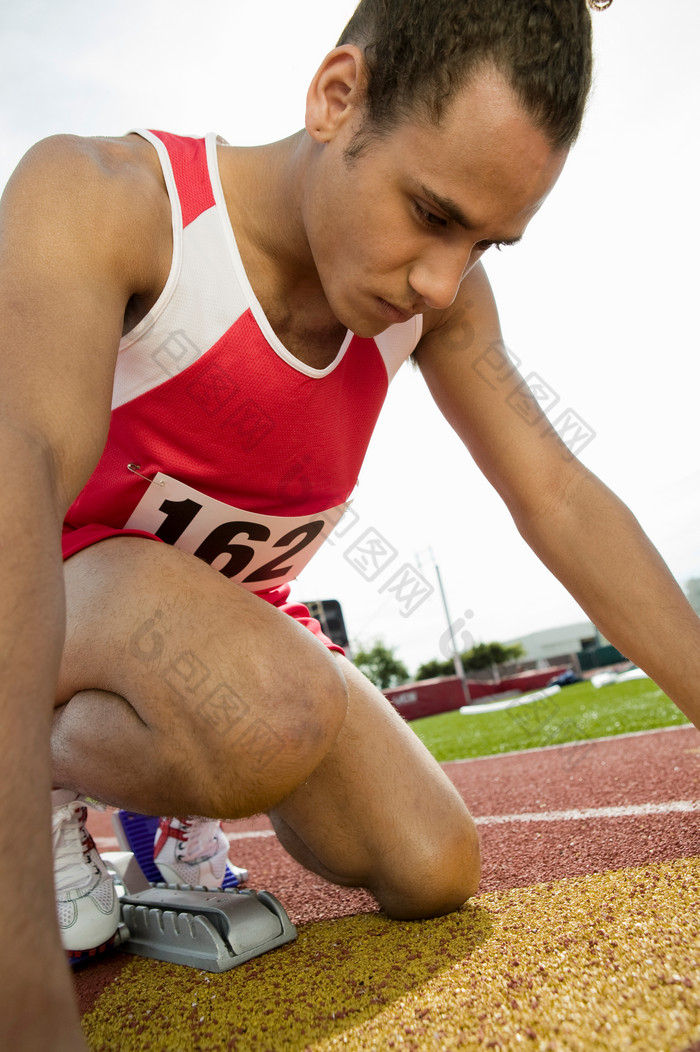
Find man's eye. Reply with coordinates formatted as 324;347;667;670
475;240;507;252
414;202;447;228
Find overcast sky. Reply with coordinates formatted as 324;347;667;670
2;0;698;673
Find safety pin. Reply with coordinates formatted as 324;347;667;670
127;463;165;486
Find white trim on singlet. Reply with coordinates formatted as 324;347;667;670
112;130;248;409
205;133;354;380
375;313;423;382
111;129;423;407
118;130;184;353
205;132;422;381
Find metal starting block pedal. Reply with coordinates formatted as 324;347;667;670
98;845;297;972
118;883;297;972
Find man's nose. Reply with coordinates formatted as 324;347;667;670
408;247;474;312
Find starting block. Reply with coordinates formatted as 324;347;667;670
94;818;297;972
119;884;297;972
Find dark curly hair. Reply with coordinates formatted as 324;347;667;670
338;0;611;151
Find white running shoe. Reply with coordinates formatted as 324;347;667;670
52;795;121;952
153;816;248;888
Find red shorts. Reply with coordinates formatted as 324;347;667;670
61;524;344;655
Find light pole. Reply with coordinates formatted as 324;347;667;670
423;548;471;706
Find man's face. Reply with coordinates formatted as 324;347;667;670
302;65;568;338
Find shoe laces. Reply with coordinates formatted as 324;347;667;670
52;801;93;894
176;818;221;865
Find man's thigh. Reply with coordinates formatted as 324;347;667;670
270;656;481;919
55;536;347;816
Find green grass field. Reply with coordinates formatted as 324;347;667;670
409;678;690;764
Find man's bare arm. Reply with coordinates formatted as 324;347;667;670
416;265;700;730
0;134;165;1049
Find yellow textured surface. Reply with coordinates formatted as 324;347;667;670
82;858;700;1052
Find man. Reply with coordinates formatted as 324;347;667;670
2;0;698;1047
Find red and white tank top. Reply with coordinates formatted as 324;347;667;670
63;129;422;595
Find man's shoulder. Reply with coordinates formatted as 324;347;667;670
2;133;172;297
9;133;168;236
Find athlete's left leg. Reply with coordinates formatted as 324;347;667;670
53;537;478;920
269;656;481;920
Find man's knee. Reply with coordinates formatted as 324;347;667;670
61;537;350;815
374;810;481;921
183;645;349;817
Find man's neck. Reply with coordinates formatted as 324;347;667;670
217;133;348;367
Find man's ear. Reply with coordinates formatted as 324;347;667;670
305;45;367;143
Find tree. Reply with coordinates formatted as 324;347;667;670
353;640;410;690
415;641;525;681
462;641;524;671
414;657;454;681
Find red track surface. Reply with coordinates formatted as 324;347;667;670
79;724;700;1016
85;725;700;915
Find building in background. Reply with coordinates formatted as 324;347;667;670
504;621;630;675
503;621;605;664
303;599;351;656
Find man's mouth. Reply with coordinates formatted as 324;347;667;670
377;298;413;324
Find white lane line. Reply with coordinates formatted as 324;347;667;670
92;799;698;852
94;830;276;851
474;799;700;826
225;806;700;834
226;829;276;841
94;836;120;850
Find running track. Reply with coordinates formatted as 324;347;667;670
79;724;700;1050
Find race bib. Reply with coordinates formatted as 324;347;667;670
124;473;349;591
